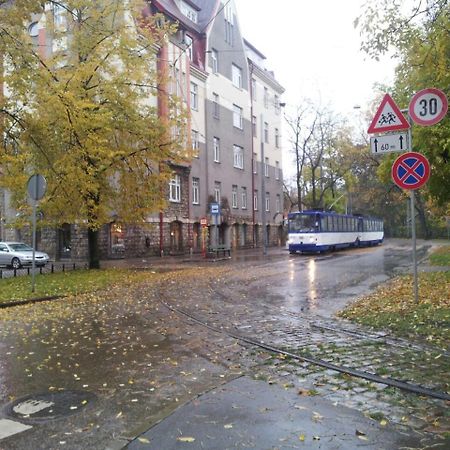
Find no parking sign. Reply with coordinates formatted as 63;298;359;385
391;152;430;190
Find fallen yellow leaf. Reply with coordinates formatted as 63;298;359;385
177;436;195;442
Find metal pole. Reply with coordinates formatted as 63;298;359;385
407;112;419;304
260;116;267;255
31;200;37;293
411;190;418;303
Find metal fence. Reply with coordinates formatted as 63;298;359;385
0;262;88;279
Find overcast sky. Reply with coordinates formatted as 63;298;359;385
234;0;398;120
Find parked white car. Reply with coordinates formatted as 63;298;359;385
0;242;50;269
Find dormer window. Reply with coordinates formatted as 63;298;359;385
179;0;198;23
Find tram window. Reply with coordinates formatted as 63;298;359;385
321;217;327;231
327;216;333;231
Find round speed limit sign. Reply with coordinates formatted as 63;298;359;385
409;88;448;126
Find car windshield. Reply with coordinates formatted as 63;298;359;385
9;243;33;251
289;214;318;233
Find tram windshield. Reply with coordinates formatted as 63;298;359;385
289;214;318;233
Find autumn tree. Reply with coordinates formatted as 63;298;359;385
0;0;186;267
356;0;449;237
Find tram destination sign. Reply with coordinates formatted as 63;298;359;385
370;132;409;154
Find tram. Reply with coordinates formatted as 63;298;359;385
287;210;384;254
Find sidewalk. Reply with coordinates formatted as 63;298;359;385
124;376;423;450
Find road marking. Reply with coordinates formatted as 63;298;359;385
0;419;32;440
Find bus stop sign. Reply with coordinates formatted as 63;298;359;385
392;152;430;190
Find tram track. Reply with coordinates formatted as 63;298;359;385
160;298;450;402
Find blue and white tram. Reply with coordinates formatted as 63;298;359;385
287;210;384;254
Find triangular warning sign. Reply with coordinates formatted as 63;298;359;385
367;94;410;134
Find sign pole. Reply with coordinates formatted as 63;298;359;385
31;199;37;293
410;190;418;304
406;114;419;304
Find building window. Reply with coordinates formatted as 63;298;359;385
275;160;280;180
251;78;257;101
252;115;257;137
253;152;257;174
232;64;242;88
180;1;198;23
265;192;270;212
264;122;269;143
214;181;221;203
192;177;200;204
233;104;243;129
184;34;193;60
276;194;281;213
190;82;198;110
274;94;280;114
253;190;258;211
232;185;238;208
169;174;181;203
224;3;234;45
233;145;244;169
213;137;220;162
53;3;67;30
211;49;218;73
264;87;269;108
191;129;199;156
213;93;220;118
264;157;269;177
241;187;247;209
275;128;280;148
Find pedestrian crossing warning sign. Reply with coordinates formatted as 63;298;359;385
367;93;410;134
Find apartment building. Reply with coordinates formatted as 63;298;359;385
0;0;285;259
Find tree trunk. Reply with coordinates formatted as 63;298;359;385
88;228;100;269
415;192;431;239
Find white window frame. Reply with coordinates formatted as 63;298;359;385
232;64;242;88
169;174;181;203
233;104;243;129
184;34;193;60
274;94;280;114
275;161;280;180
241;187;247;209
253;191;258;211
264;122;269;143
231;185;238;208
265;192;270;212
180;1;198;23
191;129;199;156
213;137;220;162
214;182;221;203
233;145;244;169
251;78;257;101
252;115;257;137
253;153;257;174
190;82;198;110
276;194;281;213
211;49;218;73
275;128;280;148
213;93;220;118
264;157;269;177
264;87;269;108
192;177;200;205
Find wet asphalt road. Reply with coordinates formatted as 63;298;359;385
0;240;445;449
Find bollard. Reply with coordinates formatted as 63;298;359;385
13;268;17;277
27;267;30;275
73;263;76;270
62;264;65;272
51;263;54;273
0;270;2;279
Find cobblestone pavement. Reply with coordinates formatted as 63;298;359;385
152;261;449;448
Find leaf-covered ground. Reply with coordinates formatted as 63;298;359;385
339;271;450;350
0;269;152;304
429;244;450;266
